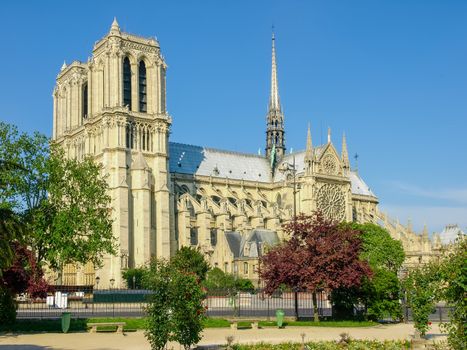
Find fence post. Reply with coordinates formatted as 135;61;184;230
439;307;442;323
267;295;270;321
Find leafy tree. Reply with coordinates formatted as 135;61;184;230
0;208;21;275
122;267;146;289
27;145;117;275
203;267;254;292
170;269;206;349
403;263;441;336
438;235;466;349
171;246;210;283
0;287;15;326
259;212;372;321
144;259;173;350
144;258;207;350
332;223;405;321
1;122;117;278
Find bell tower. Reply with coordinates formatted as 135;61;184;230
52;18;173;288
265;32;285;161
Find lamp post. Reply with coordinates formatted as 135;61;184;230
279;155;301;320
132;275;136;289
95;276;100;290
110;278;115;289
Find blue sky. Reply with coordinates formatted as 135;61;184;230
1;0;466;233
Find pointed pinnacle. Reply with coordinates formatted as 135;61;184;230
61;61;67;71
305;123;313;163
342;132;349;166
327;127;331;143
110;17;120;34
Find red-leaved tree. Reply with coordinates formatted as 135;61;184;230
259;212;372;321
1;242;49;298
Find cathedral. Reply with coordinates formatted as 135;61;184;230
52;20;446;288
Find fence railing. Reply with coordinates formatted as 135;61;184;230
15;286;452;322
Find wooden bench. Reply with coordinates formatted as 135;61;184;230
87;322;126;334
230;321;259;330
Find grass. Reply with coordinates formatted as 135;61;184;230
0;317;377;333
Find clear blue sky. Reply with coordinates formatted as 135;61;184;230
1;0;466;233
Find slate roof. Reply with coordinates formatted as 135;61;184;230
223;229;280;258
169;142;376;198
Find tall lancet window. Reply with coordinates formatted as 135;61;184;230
82;83;88;120
138;61;147;112
123;57;132;109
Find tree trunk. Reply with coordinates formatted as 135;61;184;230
312;290;320;322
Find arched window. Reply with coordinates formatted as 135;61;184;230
210;228;217;246
190;227;198;245
276;193;282;208
123;57;132;109
138;61;147;112
82;83;88;120
125;123;135;149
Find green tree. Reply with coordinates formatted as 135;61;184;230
144;259;173;350
203;267;254;292
28;145;117;273
144;258;207;350
332;223;405;321
438;235;466;349
171;246;210;283
170;269;206;349
1;122;117;277
403;263;441;336
122;267;146;289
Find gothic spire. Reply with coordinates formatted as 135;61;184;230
269;32;281;112
341;132;350;169
265;31;285;161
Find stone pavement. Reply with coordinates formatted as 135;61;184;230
0;323;446;350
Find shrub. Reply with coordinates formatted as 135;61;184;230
122;267;146;289
0;287;16;326
203;267;254;292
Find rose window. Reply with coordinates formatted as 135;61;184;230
317;183;345;221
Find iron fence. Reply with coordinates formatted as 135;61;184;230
15;286;452;322
15;287;331;320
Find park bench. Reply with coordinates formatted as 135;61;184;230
87;322;126;334
229;321;259;330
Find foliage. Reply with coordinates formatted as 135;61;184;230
0;208;22;275
259;212;372;321
1;242;48;298
170;268;207;349
0;122;117;279
122;267;146;289
232;340;410;350
143;259;173;350
171;246;210;283
438;235;467;350
203;267;254;292
0;286;16;326
30;145;117;270
403;262;441;336
332;223;405;321
144;258;207;350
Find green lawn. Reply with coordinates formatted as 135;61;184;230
0;317;376;333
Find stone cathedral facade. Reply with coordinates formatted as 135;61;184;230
52;20;444;288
